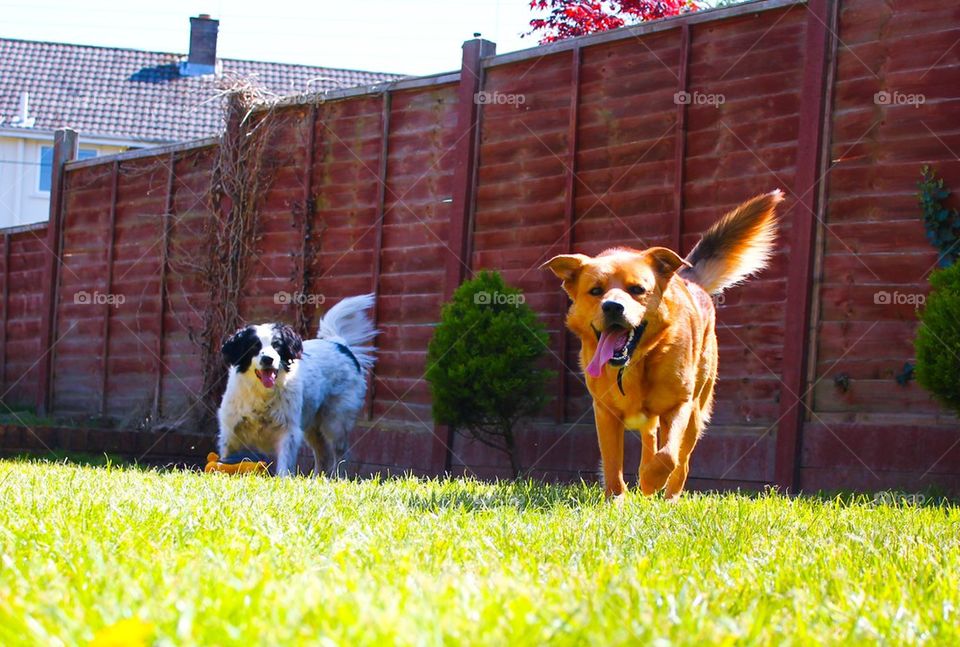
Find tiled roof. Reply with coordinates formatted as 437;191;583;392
0;37;405;143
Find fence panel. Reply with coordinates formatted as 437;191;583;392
802;0;960;491
51;163;115;414
1;227;48;408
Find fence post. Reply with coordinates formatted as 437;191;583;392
99;160;119;416
432;37;496;474
442;37;495;299
366;91;392;420
672;23;691;254
154;151;175;421
1;233;9;396
556;45;582;424
36;128;77;415
773;0;836;491
296;104;319;337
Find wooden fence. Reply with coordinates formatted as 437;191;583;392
2;0;958;492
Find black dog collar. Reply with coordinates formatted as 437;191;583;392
333;342;362;373
615;320;648;395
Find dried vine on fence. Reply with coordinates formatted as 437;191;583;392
194;78;282;423
161;78;325;429
293;181;326;338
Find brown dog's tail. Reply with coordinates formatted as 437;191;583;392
679;189;783;294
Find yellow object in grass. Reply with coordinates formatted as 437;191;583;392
204;452;270;475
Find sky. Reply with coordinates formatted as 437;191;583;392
0;0;540;76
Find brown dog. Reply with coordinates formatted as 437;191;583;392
543;190;782;499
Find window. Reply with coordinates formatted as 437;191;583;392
38;146;98;192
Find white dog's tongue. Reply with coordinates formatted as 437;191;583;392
586;328;629;378
256;368;278;388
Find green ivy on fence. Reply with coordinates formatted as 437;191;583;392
918;165;960;268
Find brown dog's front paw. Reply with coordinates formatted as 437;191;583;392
603;483;627;499
639;450;676;494
638;475;659;496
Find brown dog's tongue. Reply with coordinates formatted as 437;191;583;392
586;329;629;378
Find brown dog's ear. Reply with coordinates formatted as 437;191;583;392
646;247;691;278
540;254;591;282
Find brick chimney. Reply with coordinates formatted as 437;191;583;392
180;14;219;76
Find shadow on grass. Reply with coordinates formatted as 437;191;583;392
812;487;958;508
0;450;207;473
396;477;605;512
1;450;133;468
396;479;958;512
2;450;956;510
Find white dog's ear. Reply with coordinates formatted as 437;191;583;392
221;326;258;367
273;323;303;368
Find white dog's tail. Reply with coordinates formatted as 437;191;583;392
317;293;378;371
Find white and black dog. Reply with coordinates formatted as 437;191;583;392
217;294;377;476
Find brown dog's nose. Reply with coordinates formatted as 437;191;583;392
601;301;624;316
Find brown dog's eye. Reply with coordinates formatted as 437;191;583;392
589;286;604;297
628;285;646;296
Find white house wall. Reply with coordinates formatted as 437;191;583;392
0;136;124;228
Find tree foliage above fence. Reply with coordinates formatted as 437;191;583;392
526;0;698;43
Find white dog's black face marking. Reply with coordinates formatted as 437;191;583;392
221;323;303;389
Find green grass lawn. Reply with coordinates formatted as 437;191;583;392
1;460;958;646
